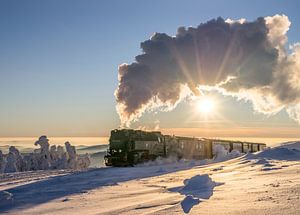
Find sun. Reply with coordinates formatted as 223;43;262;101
197;97;215;114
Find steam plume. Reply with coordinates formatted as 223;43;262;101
115;15;300;126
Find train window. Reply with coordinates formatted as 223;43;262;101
259;145;266;150
233;142;242;151
181;143;184;149
213;142;230;151
252;144;259;152
243;143;250;153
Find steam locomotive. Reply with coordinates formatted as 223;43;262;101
104;129;266;167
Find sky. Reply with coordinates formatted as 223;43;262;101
0;0;300;138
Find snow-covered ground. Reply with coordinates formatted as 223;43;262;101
0;142;299;214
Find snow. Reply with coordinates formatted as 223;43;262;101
213;144;242;162
246;146;300;161
0;142;299;214
280;141;300;150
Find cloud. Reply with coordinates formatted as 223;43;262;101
115;15;300;126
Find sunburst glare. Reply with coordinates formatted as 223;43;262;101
197;97;215;114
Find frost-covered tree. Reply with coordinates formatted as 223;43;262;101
34;136;51;170
4;152;17;173
56;145;68;169
65;141;77;169
3;146;26;173
49;145;58;169
1;136;91;173
77;154;91;170
0;150;5;173
9;146;26;172
23;153;39;171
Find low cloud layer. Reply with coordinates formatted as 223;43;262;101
115;15;300;126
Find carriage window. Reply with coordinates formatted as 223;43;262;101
243;144;249;153
252;144;259;152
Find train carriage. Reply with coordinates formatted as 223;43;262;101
232;142;243;152
104;129;266;166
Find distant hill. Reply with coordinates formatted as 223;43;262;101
76;145;108;154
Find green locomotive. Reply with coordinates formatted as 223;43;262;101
104;129;266;167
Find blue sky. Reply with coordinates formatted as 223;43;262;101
0;0;299;137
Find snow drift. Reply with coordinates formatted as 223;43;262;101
213;144;242;162
280;141;300;150
247;141;300;161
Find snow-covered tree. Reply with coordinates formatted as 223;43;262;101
0;150;5;173
1;136;91;173
34;136;51;170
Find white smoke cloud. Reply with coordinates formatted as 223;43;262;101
115;15;300;126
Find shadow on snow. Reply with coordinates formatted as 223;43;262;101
169;174;224;213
